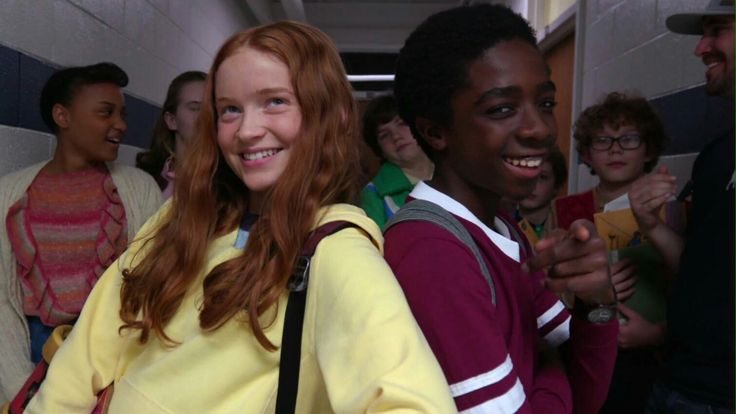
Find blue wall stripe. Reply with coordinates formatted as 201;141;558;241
18;54;56;133
650;85;734;156
125;95;160;149
0;46;20;127
0;43;160;150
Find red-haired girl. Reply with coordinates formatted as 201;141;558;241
26;22;454;413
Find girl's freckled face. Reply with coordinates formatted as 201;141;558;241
214;46;302;204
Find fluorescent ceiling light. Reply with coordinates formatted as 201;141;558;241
347;74;395;82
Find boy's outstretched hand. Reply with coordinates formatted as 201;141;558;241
523;219;615;304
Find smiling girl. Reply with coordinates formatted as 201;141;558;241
0;63;161;403
25;22;454;413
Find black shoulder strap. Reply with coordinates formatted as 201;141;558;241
275;220;356;414
384;199;496;306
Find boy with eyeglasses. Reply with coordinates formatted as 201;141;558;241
555;92;669;228
555;91;675;413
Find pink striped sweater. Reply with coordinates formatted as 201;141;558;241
6;165;128;326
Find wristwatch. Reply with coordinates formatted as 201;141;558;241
573;298;617;324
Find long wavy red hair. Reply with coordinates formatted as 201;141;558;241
119;21;361;350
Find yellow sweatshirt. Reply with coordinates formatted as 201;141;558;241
25;204;455;414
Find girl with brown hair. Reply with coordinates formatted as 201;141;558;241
26;22;454;413
136;70;206;198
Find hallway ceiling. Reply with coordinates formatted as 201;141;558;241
244;0;503;95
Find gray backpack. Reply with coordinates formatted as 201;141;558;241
384;199;499;305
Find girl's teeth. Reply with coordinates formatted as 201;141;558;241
244;149;277;161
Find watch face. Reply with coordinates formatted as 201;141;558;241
589;307;616;324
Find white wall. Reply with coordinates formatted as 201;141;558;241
0;125;143;174
0;0;253;106
0;125;54;176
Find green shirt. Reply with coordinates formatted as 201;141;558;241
360;163;415;228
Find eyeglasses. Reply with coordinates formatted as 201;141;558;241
590;134;642;151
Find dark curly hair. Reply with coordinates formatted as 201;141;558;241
394;4;537;159
574;92;669;173
362;94;400;159
40;62;128;133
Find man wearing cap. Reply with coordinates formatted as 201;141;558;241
641;0;734;412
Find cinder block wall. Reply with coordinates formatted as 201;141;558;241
0;0;253;175
579;0;704;107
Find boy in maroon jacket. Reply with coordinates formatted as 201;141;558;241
386;5;618;413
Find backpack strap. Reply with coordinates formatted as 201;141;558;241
275;220;356;414
384;199;496;306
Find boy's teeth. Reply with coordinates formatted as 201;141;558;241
244;149;278;161
505;156;542;168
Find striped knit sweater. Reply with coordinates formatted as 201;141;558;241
6;166;128;326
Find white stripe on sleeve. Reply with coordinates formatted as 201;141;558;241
459;378;526;414
449;355;514;397
543;315;571;347
537;301;566;329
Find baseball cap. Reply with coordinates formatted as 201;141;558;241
666;0;734;35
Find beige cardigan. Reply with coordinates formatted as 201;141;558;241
0;161;162;403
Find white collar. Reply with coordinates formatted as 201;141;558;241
409;181;520;262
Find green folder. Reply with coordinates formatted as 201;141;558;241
613;244;667;323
